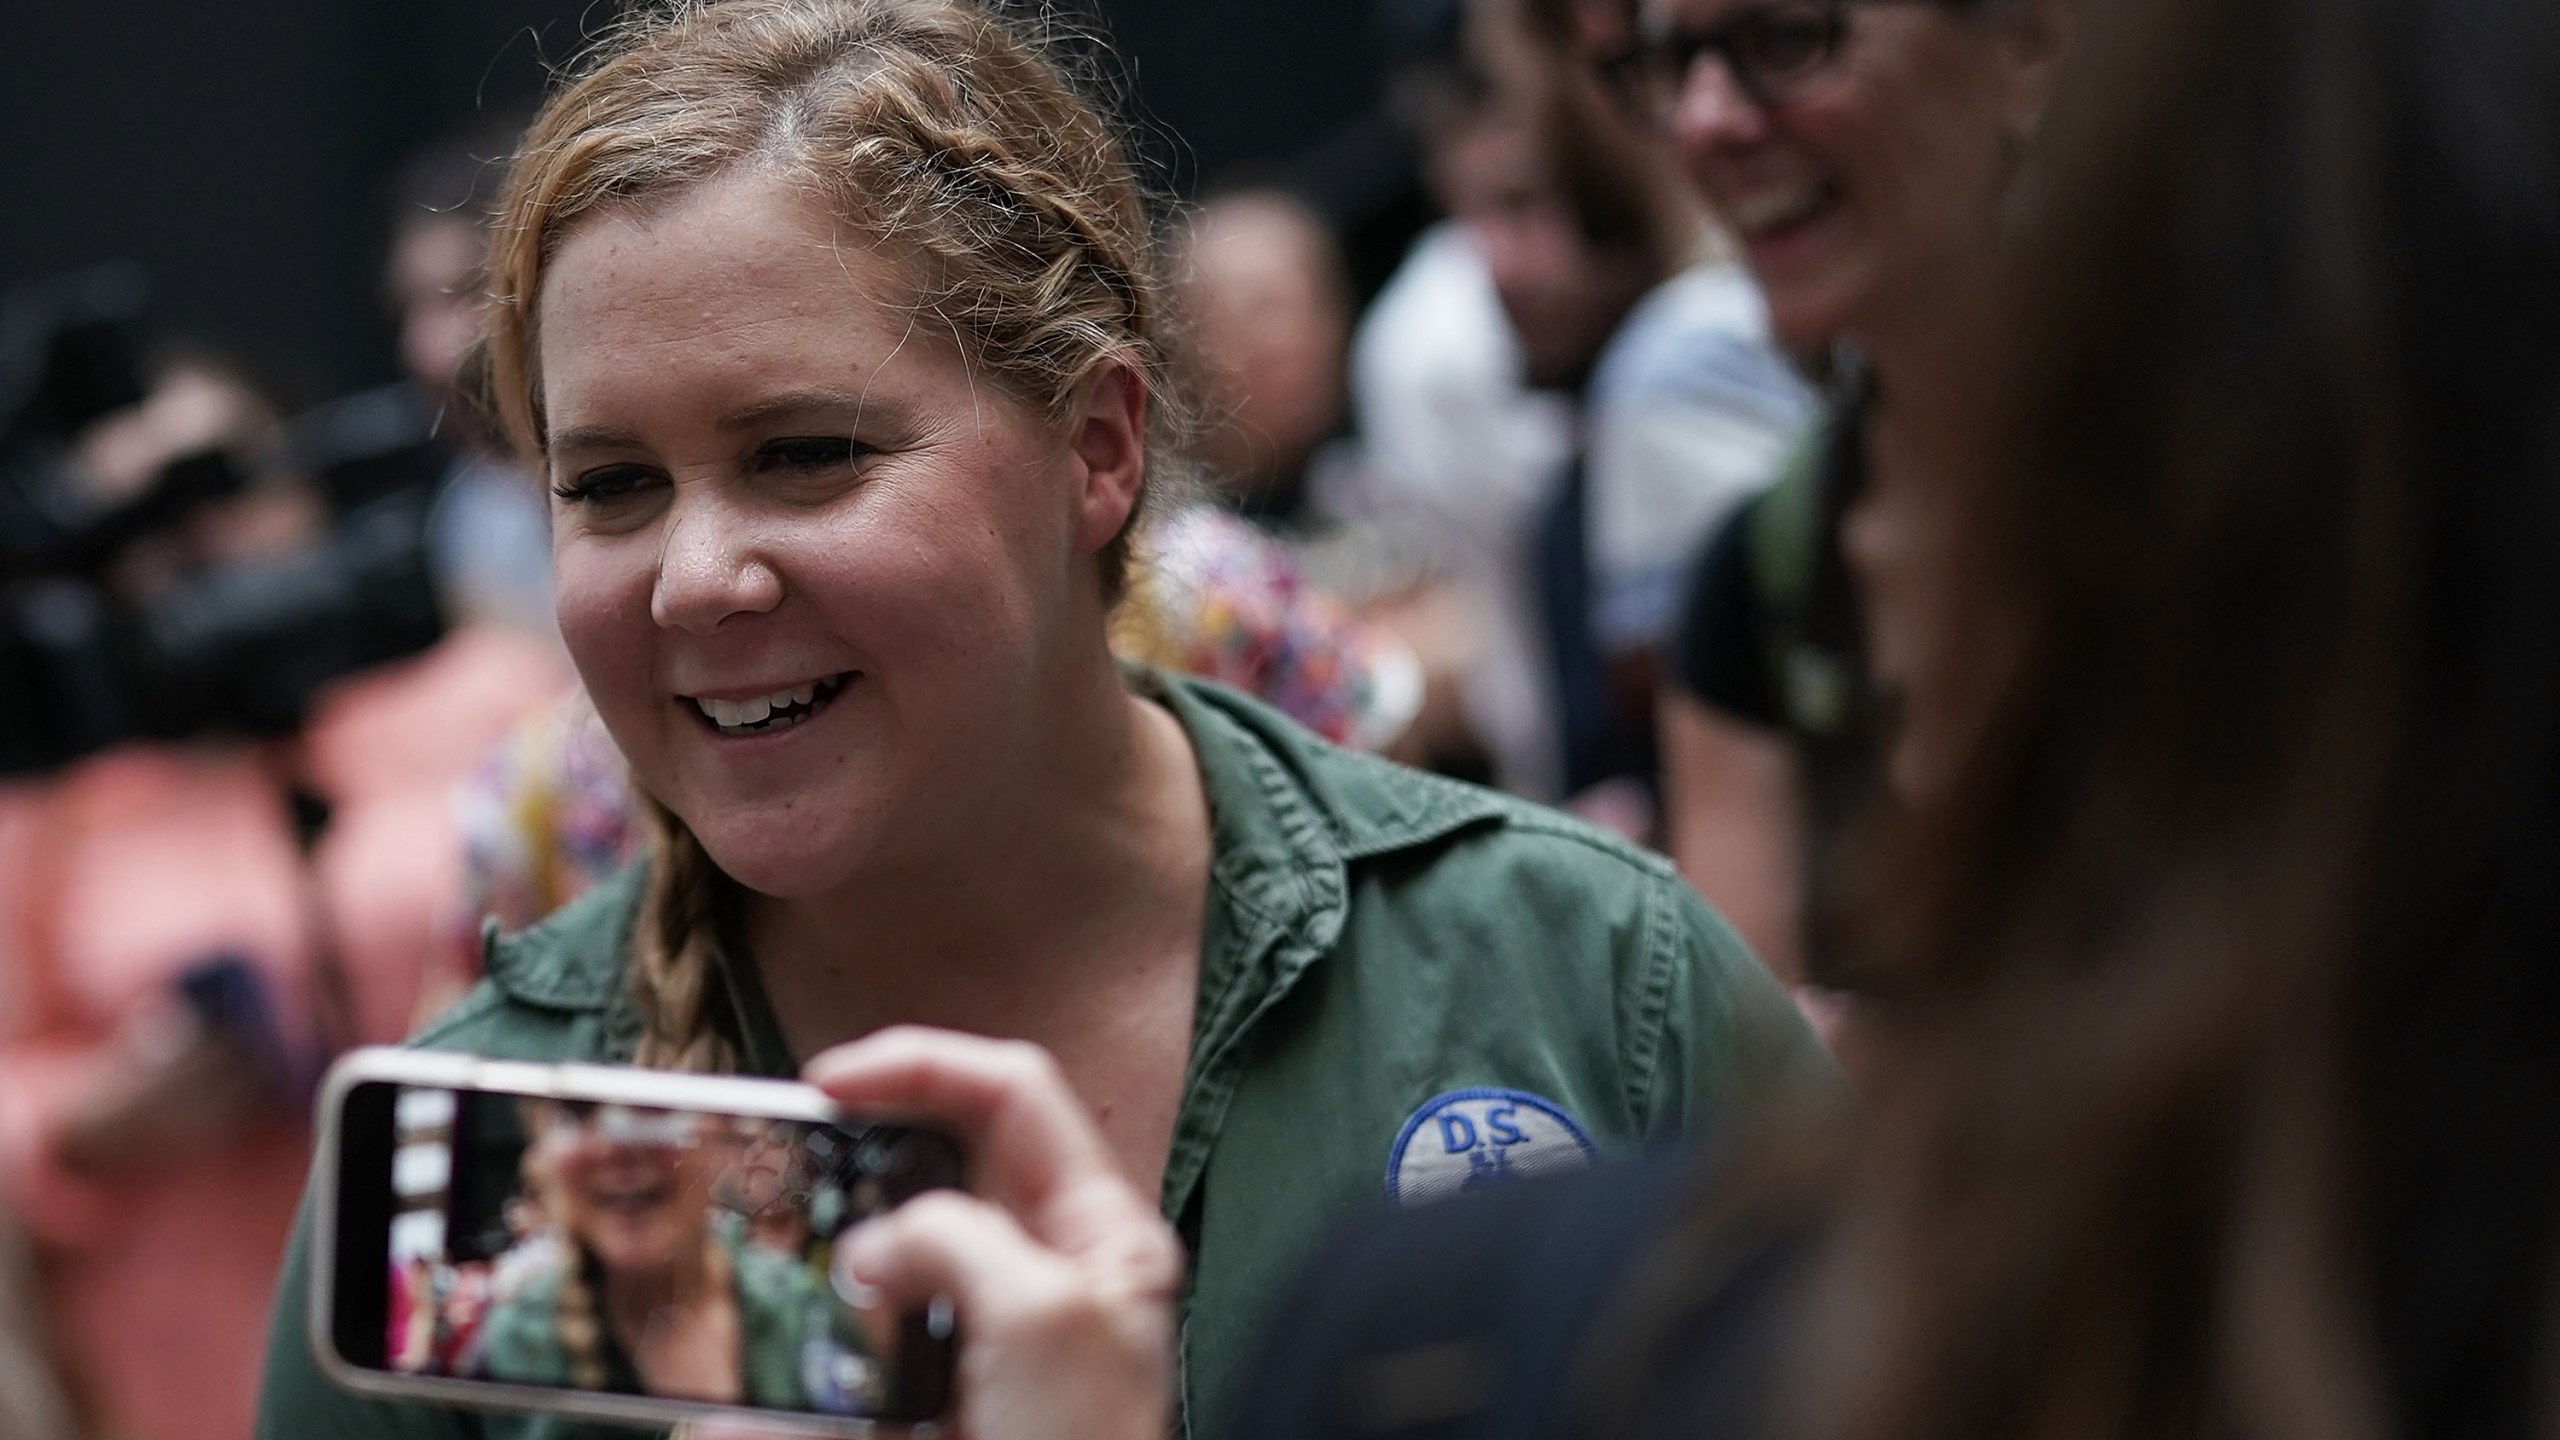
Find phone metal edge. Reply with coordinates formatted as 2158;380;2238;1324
311;1365;889;1438
301;1046;944;1438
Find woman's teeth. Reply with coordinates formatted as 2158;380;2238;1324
691;675;848;735
594;1179;671;1213
1728;183;1833;237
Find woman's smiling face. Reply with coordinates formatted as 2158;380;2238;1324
1647;0;2043;352
546;1107;711;1278
538;169;1115;897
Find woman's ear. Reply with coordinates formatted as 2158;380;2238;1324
1068;362;1149;554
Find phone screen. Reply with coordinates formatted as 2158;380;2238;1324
329;1078;960;1423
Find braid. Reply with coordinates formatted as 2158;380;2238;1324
551;1247;610;1392
630;801;738;1074
520;1102;611;1390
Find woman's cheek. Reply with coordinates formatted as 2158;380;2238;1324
551;539;635;638
552;546;659;718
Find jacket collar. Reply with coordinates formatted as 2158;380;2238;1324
1148;669;1506;871
477;671;1510;1034
480;855;647;1014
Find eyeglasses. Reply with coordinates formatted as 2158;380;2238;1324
1623;0;1854;112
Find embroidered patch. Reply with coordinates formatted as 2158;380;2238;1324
1384;1088;1598;1209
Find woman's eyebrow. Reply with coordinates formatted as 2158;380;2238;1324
547;389;875;453
717;387;871;431
550;422;644;454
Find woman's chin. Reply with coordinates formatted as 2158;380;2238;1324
705;854;846;902
588;1228;682;1278
691;826;873;901
678;783;936;901
1765;284;1862;361
1753;243;1882;361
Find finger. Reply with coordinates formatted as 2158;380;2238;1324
806;1027;1110;1187
842;1194;1180;1440
846;1190;1185;1315
684;1418;931;1440
804;1028;1147;1250
841;1189;1067;1316
680;1426;928;1440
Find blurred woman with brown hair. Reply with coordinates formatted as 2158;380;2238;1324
1807;0;2560;1428
1646;0;2072;1009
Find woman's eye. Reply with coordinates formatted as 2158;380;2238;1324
552;464;658;504
1737;7;1838;79
755;435;861;472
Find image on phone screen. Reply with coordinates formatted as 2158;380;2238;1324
354;1083;955;1421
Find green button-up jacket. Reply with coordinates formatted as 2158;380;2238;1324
256;672;1831;1440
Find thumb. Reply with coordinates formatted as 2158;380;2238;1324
840;1189;1065;1317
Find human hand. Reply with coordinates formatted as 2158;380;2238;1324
701;1026;1183;1440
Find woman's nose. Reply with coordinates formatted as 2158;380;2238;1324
650;492;784;634
1670;51;1775;156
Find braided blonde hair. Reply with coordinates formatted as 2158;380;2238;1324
483;0;1193;1072
549;1246;612;1393
630;801;738;1072
518;1102;609;1388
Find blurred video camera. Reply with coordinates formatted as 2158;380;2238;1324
0;264;451;776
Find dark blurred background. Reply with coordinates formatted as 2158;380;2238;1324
0;0;1384;396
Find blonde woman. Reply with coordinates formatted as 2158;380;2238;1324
472;1103;835;1408
256;2;1827;1434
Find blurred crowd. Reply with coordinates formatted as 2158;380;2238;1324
6;0;2556;1434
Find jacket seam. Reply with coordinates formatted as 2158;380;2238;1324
1499;810;1684;881
1335;803;1506;859
1314;751;1509;859
1623;874;1679;1131
1207;850;1288;930
486;967;615;1013
1232;723;1339;892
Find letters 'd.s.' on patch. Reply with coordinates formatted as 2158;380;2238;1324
1385;1088;1598;1209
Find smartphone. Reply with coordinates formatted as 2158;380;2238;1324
310;1048;966;1436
